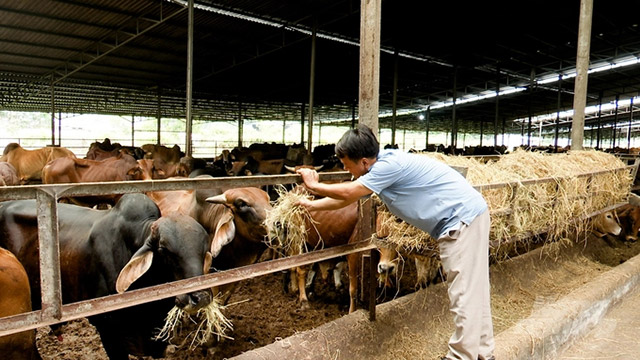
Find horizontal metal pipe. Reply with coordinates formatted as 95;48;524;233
0;172;352;201
0;240;376;336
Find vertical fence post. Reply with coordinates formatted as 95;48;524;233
36;189;62;320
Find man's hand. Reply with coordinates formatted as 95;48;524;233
295;197;314;210
296;168;320;193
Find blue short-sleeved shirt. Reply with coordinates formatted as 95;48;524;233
357;149;487;239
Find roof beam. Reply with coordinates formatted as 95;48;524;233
0;1;186;108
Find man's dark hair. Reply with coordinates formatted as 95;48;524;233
335;124;379;160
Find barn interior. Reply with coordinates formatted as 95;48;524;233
1;0;640;149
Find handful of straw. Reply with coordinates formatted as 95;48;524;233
265;185;318;256
155;295;233;350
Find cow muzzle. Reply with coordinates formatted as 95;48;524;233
377;261;396;275
175;289;212;314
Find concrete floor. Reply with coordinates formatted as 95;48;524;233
558;284;640;360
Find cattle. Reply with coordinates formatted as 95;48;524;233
147;184;272;304
591;210;623;238
229;157;286;176
0;194;214;360
0;143;76;184
375;201;443;291
142;143;183;164
0;248;41;360
212;149;235;173
377;247;442;290
0;161;19;186
42;152;147;207
616;205;640;242
136;158;189;180
85;138;121;160
273;187;361;313
231;142;288;163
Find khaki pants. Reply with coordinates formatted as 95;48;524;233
438;210;494;360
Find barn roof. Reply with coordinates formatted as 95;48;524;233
1;0;639;135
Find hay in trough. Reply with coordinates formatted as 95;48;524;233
376;149;633;260
264;185;320;256
155;295;233;350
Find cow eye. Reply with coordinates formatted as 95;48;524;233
235;199;248;209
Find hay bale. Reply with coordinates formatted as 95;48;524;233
377;149;633;260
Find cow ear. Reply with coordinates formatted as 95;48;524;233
115;244;154;293
203;251;213;274
210;209;236;257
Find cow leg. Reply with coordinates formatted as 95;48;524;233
333;261;347;289
317;260;332;284
296;266;310;309
346;253;361;313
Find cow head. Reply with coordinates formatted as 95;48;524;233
205;187;271;249
617;205;640;242
592;211;622;238
115;214;213;314
284;164;324;173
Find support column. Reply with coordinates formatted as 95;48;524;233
596;92;602;149
50;76;55;146
307;24;317;155
527;68;535;147
185;0;194;156
157;87;162;145
629;98;635;149
451;69;458;152
391;48;398;146
494;65;500;147
238;102;243;148
131;115;135;146
358;0;382;134
555;74;563;151
352;102;357;129
58;111;61;147
425;106;431;150
300;103;305;146
570;0;594;150
613;95;619;149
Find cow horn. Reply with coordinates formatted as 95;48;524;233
206;194;227;204
314;165;324;171
284;165;296;173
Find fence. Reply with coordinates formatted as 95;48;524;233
1;160;638;338
0;172;382;337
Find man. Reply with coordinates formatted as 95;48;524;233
296;124;494;360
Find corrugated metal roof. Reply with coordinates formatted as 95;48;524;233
0;0;639;134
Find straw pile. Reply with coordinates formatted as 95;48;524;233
155;295;233;350
377;149;633;260
264;185;319;256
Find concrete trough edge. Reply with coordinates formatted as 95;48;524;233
494;251;640;360
230;252;640;360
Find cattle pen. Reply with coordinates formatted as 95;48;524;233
0;157;638;349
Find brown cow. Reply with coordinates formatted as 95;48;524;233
146;183;272;304
591;210;623;238
0;143;76;184
273;186;362;313
85;138;121;160
0;248;41;360
616;205;640;242
0;162;19;186
136;158;188;180
42;152;146;207
141;144;183;164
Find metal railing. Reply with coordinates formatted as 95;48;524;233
0;171;382;337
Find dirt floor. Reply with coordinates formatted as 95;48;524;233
34;233;640;360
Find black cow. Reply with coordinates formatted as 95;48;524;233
0;194;213;360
